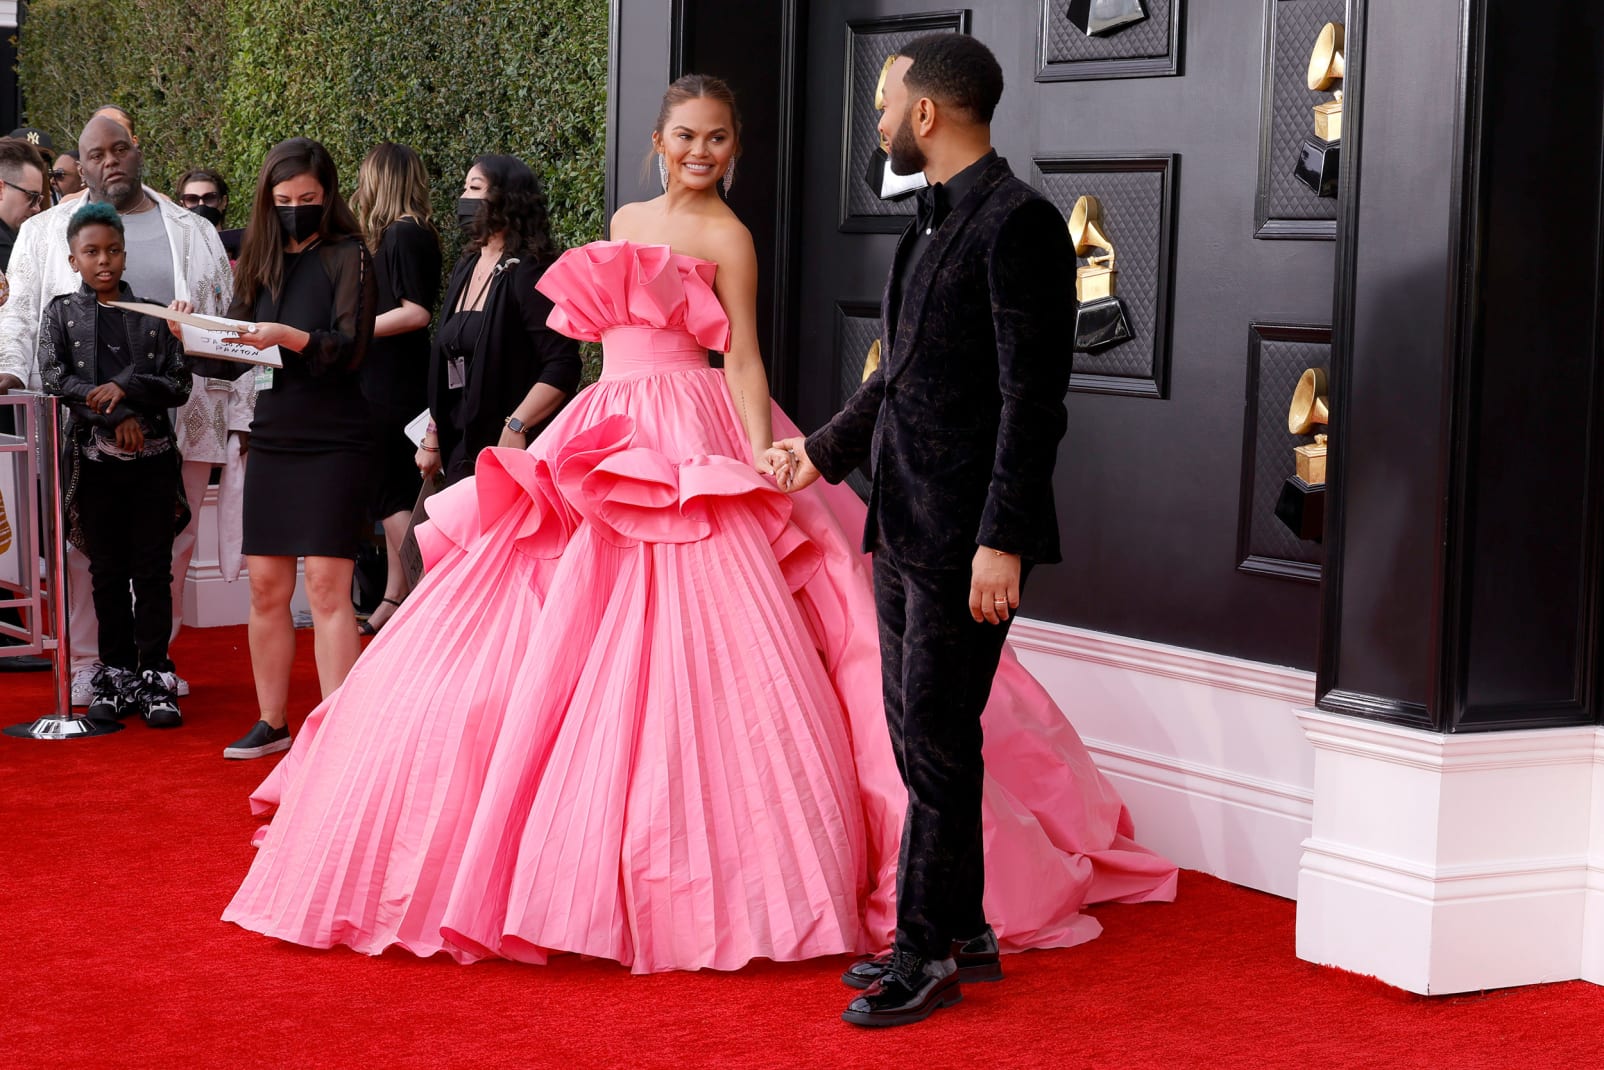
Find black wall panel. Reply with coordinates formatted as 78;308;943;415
1254;0;1347;239
1035;154;1176;397
1238;323;1328;581
1036;0;1183;81
840;13;968;231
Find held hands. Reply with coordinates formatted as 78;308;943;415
85;381;126;415
769;436;820;493
166;299;194;341
113;416;144;453
970;546;1021;625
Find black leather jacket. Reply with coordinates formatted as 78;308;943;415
39;281;191;443
39;282;193;547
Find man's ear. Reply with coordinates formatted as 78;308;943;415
913;96;937;138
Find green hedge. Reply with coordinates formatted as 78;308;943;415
18;0;608;258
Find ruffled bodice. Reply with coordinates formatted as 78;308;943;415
537;241;731;379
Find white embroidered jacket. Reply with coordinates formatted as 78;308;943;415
0;189;251;464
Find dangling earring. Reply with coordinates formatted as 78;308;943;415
722;158;736;195
658;155;669;192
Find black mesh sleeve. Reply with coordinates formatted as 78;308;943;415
305;238;378;376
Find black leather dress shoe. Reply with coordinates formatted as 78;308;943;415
841;927;1003;989
841;951;960;1028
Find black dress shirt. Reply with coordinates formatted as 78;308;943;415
891;149;998;329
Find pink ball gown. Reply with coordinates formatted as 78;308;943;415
222;240;1177;973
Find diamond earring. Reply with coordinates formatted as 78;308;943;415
658;155;669;192
722;158;736;195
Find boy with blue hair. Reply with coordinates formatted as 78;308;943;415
40;201;191;726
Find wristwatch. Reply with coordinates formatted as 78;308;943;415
504;415;529;434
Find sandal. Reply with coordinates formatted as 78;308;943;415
357;597;404;637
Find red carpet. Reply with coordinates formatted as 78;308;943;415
2;625;1602;1069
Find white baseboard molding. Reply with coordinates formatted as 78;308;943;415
1007;618;1316;899
1296;709;1604;993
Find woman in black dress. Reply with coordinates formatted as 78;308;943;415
352;143;441;633
416;155;580;484
217;138;377;760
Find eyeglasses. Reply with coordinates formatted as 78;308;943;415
48;169;69;181
3;180;44;207
179;192;224;207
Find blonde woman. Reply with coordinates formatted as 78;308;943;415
350;143;440;633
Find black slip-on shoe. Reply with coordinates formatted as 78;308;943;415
842;927;1003;989
223;720;291;759
841;952;960;1028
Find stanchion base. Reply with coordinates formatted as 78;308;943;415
4;715;124;739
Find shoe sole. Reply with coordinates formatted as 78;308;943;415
142;713;184;729
841;961;1003;990
841;987;962;1028
223;737;292;760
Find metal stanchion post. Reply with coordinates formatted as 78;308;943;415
5;392;122;738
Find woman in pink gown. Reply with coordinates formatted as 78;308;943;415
222;76;1176;974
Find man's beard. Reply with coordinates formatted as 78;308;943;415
98;172;142;208
887;110;926;176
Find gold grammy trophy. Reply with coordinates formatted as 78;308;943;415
861;337;881;383
1293;22;1344;198
1068;195;1132;352
1286;367;1330;485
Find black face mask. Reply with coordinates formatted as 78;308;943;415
456;196;482;233
189;204;224;227
276;204;322;243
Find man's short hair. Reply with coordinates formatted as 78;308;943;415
0;137;48;186
899;33;1005;124
68;201;123;245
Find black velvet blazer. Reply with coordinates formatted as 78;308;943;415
805;157;1075;569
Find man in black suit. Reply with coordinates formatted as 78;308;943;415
777;32;1074;1027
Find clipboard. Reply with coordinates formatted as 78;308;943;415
109;302;284;368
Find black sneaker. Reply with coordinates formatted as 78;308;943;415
223;720;291;759
135;669;183;729
85;666;138;722
841;926;1003;989
841;949;961;1028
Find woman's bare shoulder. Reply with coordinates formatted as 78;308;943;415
608;198;660;242
694;211;755;268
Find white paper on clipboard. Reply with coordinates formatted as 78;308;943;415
108;301;283;368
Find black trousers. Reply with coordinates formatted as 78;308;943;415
76;454;175;674
873;551;1028;960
